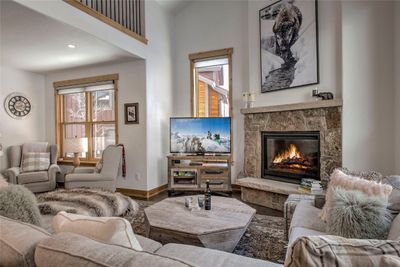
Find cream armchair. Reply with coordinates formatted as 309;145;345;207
64;146;122;192
5;143;60;193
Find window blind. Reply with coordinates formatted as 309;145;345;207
56;81;115;95
194;57;229;68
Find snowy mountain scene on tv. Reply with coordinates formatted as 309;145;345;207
170;118;231;154
260;0;319;92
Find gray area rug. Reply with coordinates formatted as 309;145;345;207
37;190;286;264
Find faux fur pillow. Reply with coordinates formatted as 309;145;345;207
320;169;392;221
0;184;42;226
327;188;392;239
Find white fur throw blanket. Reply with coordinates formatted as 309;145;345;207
36;188;139;220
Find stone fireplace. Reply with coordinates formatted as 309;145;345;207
262;131;320;183
237;100;343;211
243;100;342;183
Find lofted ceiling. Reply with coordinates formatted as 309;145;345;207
156;0;193;14
0;1;137;74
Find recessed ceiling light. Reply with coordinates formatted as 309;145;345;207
67;44;76;49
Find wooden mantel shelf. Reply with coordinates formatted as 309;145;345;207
240;99;343;115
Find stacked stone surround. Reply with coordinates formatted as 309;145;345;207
239;100;342;211
243;101;343;183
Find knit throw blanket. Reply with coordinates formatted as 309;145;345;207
36;188;139;219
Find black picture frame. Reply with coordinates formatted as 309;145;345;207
259;0;319;93
124;103;139;124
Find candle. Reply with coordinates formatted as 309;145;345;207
249;92;256;102
242;92;249;102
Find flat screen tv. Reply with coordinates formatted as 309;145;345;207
170;117;231;154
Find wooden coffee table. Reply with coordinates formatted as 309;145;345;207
144;195;255;252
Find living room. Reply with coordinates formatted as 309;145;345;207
0;0;399;266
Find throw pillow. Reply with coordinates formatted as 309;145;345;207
320;169;392;221
0;184;42;226
327;188;392;239
21;152;50;172
285;235;400;267
387;213;400;240
52;211;143;251
383;175;400;212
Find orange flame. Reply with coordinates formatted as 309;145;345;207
272;144;303;164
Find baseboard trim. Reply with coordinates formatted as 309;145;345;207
117;184;168;199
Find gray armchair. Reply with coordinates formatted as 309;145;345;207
5;143;60;193
64;146;122;192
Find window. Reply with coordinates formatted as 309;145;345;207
189;48;233;118
54;74;119;162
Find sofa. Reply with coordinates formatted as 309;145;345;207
283;194;400;266
285;194;400;246
0;215;281;267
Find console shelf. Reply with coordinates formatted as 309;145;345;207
167;155;232;195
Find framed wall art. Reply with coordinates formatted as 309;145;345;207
260;0;319;93
124;103;139;124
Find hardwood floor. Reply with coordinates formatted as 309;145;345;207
135;191;283;217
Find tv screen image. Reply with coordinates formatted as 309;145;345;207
170;117;231;154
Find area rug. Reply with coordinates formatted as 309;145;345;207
131;199;287;264
36;188;139;219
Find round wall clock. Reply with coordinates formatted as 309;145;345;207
4;92;32;119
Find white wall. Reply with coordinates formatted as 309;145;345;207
395;2;400;174
342;1;395;175
248;0;342;107
172;0;342;181
144;0;175;190
172;0;249;180
44;61;148;189
0;66;46;171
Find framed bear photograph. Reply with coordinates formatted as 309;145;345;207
259;0;319;93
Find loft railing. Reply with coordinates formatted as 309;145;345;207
64;0;147;44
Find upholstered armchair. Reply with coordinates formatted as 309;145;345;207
64;146;122;192
5;143;60;193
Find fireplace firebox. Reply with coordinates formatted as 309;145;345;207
261;131;320;183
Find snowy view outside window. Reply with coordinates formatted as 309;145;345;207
62;89;116;159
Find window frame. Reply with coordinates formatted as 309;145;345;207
189;48;233;118
189;48;234;158
54;74;119;163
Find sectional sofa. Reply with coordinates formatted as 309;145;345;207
0;215;281;267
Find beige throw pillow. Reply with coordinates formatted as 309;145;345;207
320;169;392;221
52;211;142;251
21;152;50;172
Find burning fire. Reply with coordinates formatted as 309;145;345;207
270;143;311;170
273;144;303;164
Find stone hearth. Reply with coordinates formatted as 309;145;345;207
243;100;342;183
